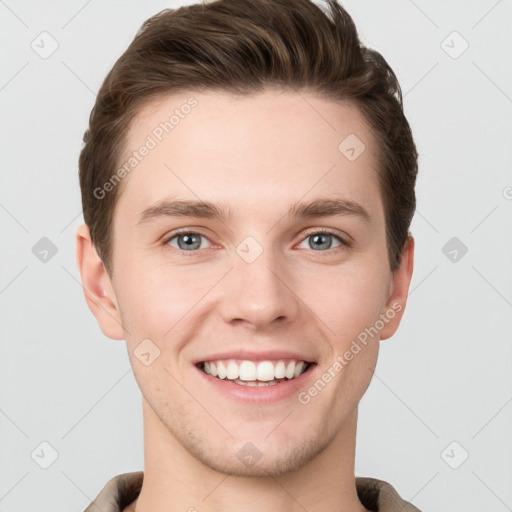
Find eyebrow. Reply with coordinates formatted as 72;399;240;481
137;197;371;225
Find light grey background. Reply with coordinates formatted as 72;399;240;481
1;0;511;511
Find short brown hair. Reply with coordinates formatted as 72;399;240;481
79;0;418;274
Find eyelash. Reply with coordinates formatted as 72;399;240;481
163;228;351;256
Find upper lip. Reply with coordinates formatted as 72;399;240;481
194;350;316;365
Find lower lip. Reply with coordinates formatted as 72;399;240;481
196;364;316;403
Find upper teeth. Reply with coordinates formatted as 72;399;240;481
203;359;308;381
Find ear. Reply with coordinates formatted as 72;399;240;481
75;224;125;340
379;235;415;341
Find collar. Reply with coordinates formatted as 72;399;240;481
84;471;422;512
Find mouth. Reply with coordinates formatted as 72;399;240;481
197;358;314;387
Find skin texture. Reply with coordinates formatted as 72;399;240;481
76;88;414;512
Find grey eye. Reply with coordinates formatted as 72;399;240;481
168;232;208;251
298;232;343;251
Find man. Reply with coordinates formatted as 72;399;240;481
76;0;421;510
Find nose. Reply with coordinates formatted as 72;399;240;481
219;245;300;330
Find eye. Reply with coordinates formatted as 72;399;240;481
163;229;350;254
297;230;348;252
165;231;211;251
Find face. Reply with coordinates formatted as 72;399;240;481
78;88;413;477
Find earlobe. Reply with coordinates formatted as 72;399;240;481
379;235;415;341
75;224;125;340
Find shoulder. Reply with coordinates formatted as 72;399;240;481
84;472;144;512
355;476;423;512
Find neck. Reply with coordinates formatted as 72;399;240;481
128;399;369;512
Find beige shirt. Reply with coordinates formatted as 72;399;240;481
84;471;423;512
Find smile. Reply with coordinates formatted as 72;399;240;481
199;359;311;387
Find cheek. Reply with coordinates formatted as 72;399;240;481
114;242;390;345
304;262;390;341
115;258;212;341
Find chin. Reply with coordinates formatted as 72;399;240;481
183;430;327;478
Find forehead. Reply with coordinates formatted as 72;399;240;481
115;88;383;224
